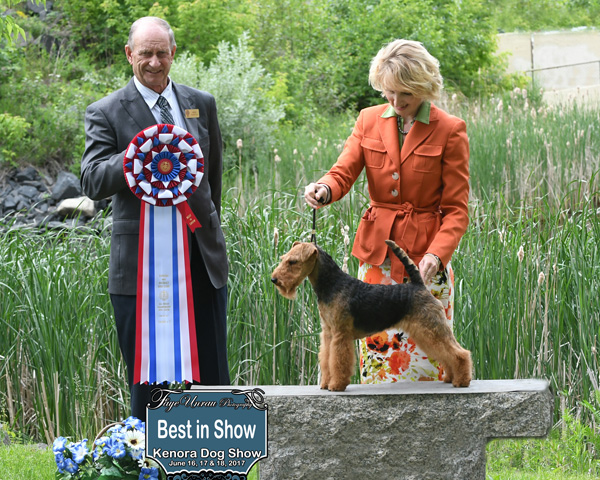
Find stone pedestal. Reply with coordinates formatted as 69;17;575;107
257;379;553;480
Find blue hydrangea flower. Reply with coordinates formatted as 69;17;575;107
107;437;126;459
69;439;89;464
55;452;67;473
53;436;68;454
139;466;159;480
124;416;145;432
64;458;79;474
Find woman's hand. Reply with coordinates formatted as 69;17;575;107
419;253;441;285
304;183;330;209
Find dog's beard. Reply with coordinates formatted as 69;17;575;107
275;284;297;300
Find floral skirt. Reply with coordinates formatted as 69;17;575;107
358;257;455;383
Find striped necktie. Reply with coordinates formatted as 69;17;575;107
156;95;175;125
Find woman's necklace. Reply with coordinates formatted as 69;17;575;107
397;116;415;135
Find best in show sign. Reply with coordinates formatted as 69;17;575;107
146;388;268;479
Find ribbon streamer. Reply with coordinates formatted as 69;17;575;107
124;124;204;384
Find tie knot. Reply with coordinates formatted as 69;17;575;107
157;95;175;125
157;95;169;108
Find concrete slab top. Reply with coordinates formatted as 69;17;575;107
192;379;550;397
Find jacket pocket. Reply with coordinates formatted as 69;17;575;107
361;137;386;169
413;144;443;173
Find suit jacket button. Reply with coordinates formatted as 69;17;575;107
391;189;399;197
392;172;399;180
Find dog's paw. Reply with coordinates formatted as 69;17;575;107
320;382;329;390
452;377;471;388
327;382;349;392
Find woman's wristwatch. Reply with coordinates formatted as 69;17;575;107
425;253;442;271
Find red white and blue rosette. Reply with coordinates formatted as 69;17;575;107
124;124;203;385
124;123;204;228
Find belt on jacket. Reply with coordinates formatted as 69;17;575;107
369;201;441;254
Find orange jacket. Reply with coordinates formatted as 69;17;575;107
318;102;470;282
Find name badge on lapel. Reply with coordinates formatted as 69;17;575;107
185;109;200;118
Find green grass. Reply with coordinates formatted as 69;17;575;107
0;444;55;480
0;444;259;480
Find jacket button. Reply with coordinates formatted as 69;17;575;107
392;172;399;180
391;189;398;197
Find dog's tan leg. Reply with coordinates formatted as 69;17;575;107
403;321;472;388
327;332;355;391
319;323;332;390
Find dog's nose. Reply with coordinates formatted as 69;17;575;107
271;277;278;285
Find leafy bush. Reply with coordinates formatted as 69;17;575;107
0;38;126;171
326;0;502;109
171;32;285;167
0;113;31;166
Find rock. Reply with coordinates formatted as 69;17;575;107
14;166;41;183
56;196;96;218
256;380;554;480
16;185;40;200
2;196;18;212
51;172;82;202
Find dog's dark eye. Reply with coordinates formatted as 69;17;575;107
288;260;297;265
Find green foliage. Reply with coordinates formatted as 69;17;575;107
0;39;126;170
0;1;45;45
248;0;341;123
54;0;250;72
53;0;171;72
0;113;31;166
326;0;501;109
170;33;285;166
173;0;251;66
1;87;599;447
490;0;600;32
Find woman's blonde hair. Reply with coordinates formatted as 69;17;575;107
369;39;443;101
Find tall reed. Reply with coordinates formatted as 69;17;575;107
0;221;127;442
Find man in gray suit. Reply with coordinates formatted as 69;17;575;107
81;16;229;420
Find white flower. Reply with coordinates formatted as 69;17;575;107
236;138;243;149
517;245;525;263
274;154;281;163
124;429;145;452
273;227;279;248
138;457;161;469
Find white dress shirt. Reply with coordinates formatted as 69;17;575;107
133;76;186;128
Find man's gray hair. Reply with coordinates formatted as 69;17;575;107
127;16;176;50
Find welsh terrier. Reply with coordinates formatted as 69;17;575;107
271;240;472;391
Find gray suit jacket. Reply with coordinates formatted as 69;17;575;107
81;78;228;294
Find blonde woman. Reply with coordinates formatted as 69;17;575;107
305;39;470;383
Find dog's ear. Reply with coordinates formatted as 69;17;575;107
292;241;301;247
300;242;318;261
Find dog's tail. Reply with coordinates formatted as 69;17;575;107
384;240;424;285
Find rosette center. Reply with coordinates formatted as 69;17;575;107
152;152;181;183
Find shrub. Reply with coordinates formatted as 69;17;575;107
0;113;32;166
170;32;285;167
